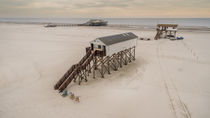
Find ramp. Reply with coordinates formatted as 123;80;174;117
54;47;95;92
154;30;161;40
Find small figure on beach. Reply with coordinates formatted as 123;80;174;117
61;90;68;97
69;92;75;100
75;96;80;102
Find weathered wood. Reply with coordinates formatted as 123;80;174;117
55;46;136;92
155;24;178;40
107;56;111;74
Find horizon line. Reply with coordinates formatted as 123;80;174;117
0;17;210;19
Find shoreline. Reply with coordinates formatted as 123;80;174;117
1;22;210;32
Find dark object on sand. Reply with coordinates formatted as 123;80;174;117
61;90;68;97
75;96;80;102
69;92;75;100
167;34;175;38
170;36;184;41
140;37;150;41
44;23;57;27
177;36;184;40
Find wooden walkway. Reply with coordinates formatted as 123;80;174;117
54;47;95;92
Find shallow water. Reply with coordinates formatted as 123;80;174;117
0;18;210;27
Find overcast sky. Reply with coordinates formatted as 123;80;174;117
0;0;210;18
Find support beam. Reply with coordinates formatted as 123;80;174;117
107;56;111;74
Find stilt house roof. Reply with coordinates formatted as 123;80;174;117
96;32;138;46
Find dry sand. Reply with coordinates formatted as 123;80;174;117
0;23;210;118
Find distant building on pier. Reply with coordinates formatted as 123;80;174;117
83;19;108;26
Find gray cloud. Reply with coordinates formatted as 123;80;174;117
0;0;209;17
74;0;133;8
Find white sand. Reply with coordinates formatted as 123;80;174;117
0;23;210;118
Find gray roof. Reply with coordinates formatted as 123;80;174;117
97;32;138;46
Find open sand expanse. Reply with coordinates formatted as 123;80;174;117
0;23;210;118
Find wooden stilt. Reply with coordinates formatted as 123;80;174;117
93;56;96;78
100;56;104;78
107;56;111;74
120;52;122;68
134;46;136;60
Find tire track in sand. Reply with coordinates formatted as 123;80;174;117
156;40;191;118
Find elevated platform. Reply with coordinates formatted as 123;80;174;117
54;46;136;92
155;24;178;40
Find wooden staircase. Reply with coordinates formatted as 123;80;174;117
54;47;95;92
154;30;161;40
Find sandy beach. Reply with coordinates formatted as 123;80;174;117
0;23;210;118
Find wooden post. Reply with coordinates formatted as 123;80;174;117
119;52;122;68
107;56;111;74
82;69;88;82
93;56;96;78
128;48;132;63
114;54;118;71
124;51;128;65
101;56;104;78
134;46;136;60
94;56;97;70
88;63;91;73
86;66;89;76
78;71;82;85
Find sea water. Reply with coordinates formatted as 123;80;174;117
0;18;210;28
